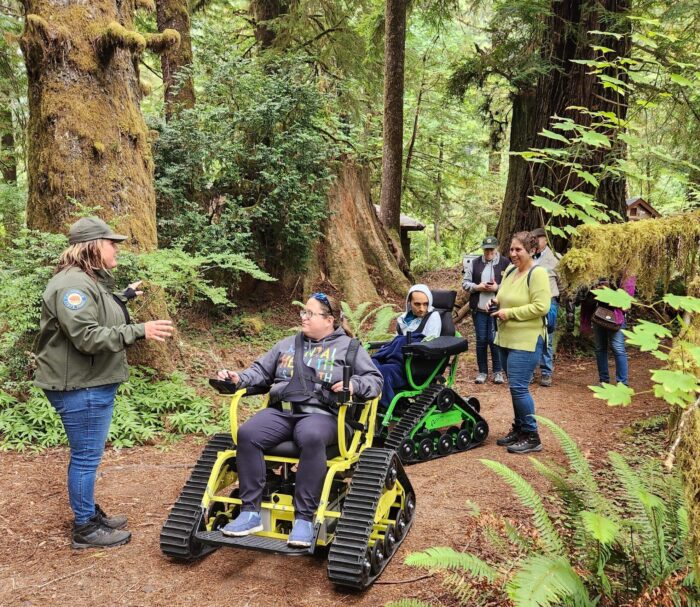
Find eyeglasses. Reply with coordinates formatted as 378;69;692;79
300;309;330;320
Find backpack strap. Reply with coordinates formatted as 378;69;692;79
345;337;361;375
415;310;437;335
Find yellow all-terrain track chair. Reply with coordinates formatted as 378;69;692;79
160;375;415;590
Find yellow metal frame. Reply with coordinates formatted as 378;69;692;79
201;388;391;544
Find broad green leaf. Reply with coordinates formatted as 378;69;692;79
670;74;694;87
651;369;699;394
622;320;671;352
653;384;695;407
564;189;596;209
531;195;567;216
540;129;571;144
591;45;616;54
575;170;599;187
589;29;624;40
663;294;700;313
580;511;621;545
580;130;611;148
589;382;635;406
547;226;567;238
592;287;635;310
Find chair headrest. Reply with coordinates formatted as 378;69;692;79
431;289;456;311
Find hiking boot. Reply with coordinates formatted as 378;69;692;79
95;503;127;530
507;432;542;454
539;375;552;387
287;519;315;548
475;373;487;384
221;511;263;537
493;372;505;385
496;426;521;447
72;514;131;549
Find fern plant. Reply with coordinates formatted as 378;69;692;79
400;416;699;607
339;301;398;343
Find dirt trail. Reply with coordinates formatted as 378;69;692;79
0;347;665;607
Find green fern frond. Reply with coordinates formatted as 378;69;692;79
506;554;594;607
529;457;587;518
504;519;535;553
480;459;565;556
404;547;498;582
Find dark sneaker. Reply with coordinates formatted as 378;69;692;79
72;515;131;549
287;519;314;548
496;426;521;447
507;432;542;454
221;511;263;537
95;503;127;530
539;375;552;387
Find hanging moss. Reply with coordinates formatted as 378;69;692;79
559;213;700;296
144;29;181;54
97;21;147;58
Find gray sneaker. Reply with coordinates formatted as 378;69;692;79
540;375;552;387
475;373;487;384
493;372;505;385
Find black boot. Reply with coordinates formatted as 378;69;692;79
72;514;131;549
507;431;542;454
496;425;521;447
95;503;128;530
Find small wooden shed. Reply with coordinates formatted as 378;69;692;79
373;205;425;262
626;196;661;221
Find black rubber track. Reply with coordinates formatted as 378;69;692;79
160;432;234;560
383;386;487;464
327;447;415;590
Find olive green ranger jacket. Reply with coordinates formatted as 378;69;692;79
34;267;146;391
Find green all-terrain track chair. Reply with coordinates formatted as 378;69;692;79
160;375;415;590
373;289;489;464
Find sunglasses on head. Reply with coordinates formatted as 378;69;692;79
311;292;331;308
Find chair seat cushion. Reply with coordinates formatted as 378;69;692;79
402;336;468;359
265;441;341;459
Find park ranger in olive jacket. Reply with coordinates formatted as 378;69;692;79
34;265;146;391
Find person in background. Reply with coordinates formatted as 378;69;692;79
462;236;510;384
591;276;635;386
35;217;175;549
531;227;562;387
489;231;550;454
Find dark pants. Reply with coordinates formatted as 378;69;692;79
236;407;337;521
473;310;502;374
43;383;120;525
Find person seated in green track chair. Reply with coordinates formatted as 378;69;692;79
215;293;383;548
370;288;488;463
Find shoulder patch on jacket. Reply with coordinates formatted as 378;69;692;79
63;289;88;311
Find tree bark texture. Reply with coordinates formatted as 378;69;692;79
0;105;16;183
20;0;180;370
251;0;288;49
497;0;631;251
303;160;410;306
156;0;195;120
378;0;407;237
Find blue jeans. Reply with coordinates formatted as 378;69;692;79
498;336;544;433
44;384;120;525
473;311;502;374
593;323;628;385
539;300;558;376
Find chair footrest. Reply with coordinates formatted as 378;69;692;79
195;530;311;555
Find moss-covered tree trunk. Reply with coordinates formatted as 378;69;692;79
496;0;630;250
251;0;289;49
20;0;180;370
0;105;16;183
156;0;194;120
303;160;410;306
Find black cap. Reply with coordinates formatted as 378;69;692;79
481;236;498;249
68;217;128;244
531;227;546;238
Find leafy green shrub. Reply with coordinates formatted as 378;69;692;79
154;56;336;274
402;417;699;607
0;368;228;451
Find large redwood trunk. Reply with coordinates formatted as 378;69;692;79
303;161;410;306
496;0;630;250
20;0;180;370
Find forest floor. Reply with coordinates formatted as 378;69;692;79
0;268;669;607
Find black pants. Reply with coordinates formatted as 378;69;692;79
236;407;338;521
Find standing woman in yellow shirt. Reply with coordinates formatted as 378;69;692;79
488;231;551;454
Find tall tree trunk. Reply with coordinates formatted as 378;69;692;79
156;0;194;120
402;50;428;194
251;0;288;49
496;0;631;250
434;140;443;247
303;160;410;305
379;0;407;237
0;105;16;183
20;1;180;370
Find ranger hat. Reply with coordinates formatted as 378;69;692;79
531;227;546;238
68;217;127;245
481;236;498;249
